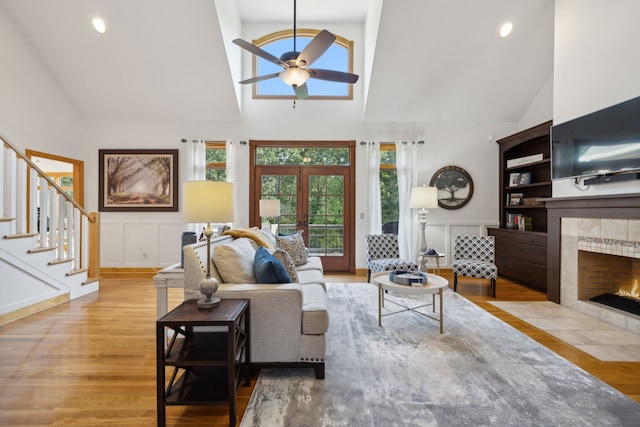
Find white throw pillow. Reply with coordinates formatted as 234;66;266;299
213;237;257;283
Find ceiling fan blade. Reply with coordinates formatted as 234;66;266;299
239;73;280;85
296;30;335;68
233;38;286;68
308;69;359;84
294;83;309;99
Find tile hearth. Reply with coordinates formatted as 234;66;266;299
490;300;640;362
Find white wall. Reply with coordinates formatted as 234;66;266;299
0;5;84;157
552;0;640;198
2;9;551;270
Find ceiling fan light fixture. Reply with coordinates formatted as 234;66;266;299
280;68;309;87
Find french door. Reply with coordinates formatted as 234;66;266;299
250;142;355;272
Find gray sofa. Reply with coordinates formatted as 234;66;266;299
182;231;328;379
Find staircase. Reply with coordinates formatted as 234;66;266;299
1;133;100;326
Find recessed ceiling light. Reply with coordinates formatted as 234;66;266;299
92;17;106;34
500;22;513;38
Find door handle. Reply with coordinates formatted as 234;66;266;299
297;220;302;227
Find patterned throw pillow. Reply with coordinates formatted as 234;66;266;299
275;230;308;266
272;248;299;283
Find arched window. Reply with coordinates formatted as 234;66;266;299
252;29;354;100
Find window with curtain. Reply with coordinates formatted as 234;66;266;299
380;143;398;224
205;142;226;181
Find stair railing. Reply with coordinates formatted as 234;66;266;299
1;132;100;279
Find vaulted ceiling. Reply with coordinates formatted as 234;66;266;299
1;0;554;124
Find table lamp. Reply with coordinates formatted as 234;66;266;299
183;181;234;308
409;186;439;254
259;199;280;234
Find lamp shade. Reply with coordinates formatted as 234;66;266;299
409;186;439;209
259;199;281;217
183;181;234;223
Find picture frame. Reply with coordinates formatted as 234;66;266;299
509;172;521;187
98;149;179;212
518;172;532;185
508;192;524;206
429;165;474;210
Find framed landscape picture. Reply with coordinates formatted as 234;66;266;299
98;149;179;212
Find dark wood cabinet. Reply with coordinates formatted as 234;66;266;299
491;120;552;291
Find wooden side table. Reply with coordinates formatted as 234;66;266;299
156;299;250;427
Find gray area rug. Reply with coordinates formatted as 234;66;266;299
241;283;640;426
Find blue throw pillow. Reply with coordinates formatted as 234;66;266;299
254;247;291;284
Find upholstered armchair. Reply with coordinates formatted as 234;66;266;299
452;234;498;297
366;234;418;282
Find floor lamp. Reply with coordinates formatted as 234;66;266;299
259;199;280;234
409;186;439;254
183;181;234;308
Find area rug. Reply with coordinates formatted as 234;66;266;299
240;283;640;427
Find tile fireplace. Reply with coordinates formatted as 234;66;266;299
546;194;640;335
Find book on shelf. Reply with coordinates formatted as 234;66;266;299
506;213;533;231
506;153;544;168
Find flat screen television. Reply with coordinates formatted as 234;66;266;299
551;95;640;180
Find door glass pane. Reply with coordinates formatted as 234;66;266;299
308;175;344;256
261;174;297;234
256;147;349;166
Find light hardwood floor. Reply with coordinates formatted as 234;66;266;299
0;272;638;426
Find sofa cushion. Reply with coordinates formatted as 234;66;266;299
254;247;291;284
272;248;299;283
276;230;308;266
259;227;279;248
301;283;329;334
213;237;257;283
295;256;324;273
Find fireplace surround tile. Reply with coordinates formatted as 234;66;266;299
561;217;640;336
601;218;628;241
578;218;601;238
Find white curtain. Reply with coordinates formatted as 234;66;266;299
184;139;206;234
364;142;382;235
396;141;419;260
185;139;206;181
225;140;236;184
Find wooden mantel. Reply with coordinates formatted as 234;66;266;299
545;193;640;303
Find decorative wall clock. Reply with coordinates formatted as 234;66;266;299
429;165;474;210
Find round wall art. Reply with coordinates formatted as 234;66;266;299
429;165;474;210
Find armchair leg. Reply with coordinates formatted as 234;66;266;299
453;274;458;292
367;269;371;283
491;278;496;298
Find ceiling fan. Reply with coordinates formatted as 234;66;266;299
232;0;359;99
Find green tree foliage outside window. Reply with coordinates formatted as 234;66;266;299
206;143;226;181
379;145;399;227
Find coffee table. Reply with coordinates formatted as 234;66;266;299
371;271;449;333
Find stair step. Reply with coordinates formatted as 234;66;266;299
4;232;38;239
48;258;73;266
0;217;16;222
67;268;89;277
28;246;57;254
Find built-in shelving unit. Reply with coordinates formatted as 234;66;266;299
488;120;552;291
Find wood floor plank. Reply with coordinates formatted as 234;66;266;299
0;273;637;427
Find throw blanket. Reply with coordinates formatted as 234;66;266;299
223;227;275;250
